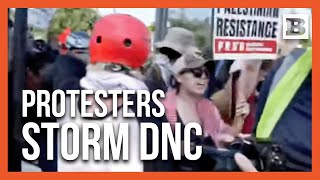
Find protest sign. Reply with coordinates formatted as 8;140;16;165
213;8;281;60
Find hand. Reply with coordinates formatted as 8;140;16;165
238;133;252;139
234;153;258;172
236;101;250;118
214;134;235;149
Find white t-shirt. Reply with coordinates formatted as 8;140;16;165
57;97;143;172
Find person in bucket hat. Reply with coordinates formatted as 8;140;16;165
154;27;195;55
158;48;237;171
144;27;199;93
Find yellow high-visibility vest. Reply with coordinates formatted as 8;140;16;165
256;47;312;141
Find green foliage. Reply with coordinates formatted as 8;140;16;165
9;9;15;22
148;24;156;32
47;8;100;41
31;27;47;40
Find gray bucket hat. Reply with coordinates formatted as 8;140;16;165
154;27;195;54
172;46;214;75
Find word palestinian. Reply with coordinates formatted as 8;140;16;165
21;90;203;161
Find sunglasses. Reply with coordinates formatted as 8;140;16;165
180;68;210;78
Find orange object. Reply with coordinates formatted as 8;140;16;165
58;27;71;46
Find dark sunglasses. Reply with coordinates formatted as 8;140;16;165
181;68;210;78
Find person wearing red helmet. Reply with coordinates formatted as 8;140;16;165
89;14;150;68
57;14;153;172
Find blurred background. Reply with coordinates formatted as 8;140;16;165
8;8;312;52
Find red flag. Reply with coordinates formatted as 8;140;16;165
58;27;71;45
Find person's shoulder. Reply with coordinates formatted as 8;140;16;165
199;98;221;114
201;97;216;106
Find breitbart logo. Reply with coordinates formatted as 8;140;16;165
283;14;310;40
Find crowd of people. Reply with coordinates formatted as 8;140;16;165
8;13;312;172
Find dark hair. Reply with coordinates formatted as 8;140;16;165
202;46;213;60
260;60;274;71
170;77;181;94
159;47;182;61
26;52;54;75
33;39;50;53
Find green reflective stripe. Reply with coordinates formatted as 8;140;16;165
256;48;312;140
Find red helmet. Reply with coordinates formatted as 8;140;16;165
89;14;151;68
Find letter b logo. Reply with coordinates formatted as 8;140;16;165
283;14;310;39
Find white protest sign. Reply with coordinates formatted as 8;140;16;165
213;8;281;60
